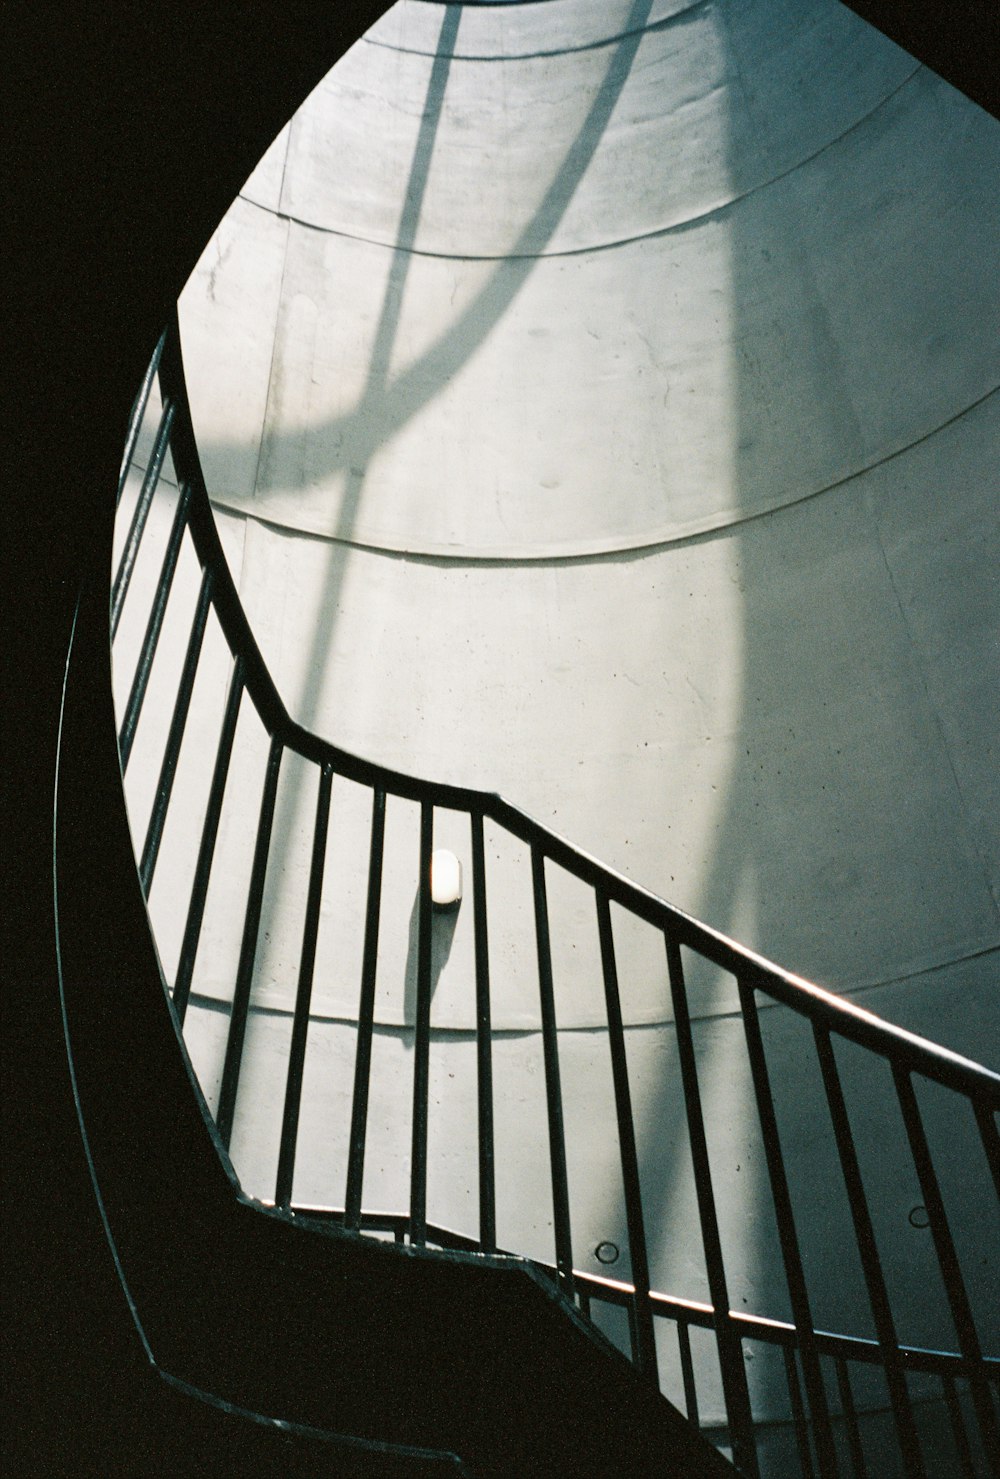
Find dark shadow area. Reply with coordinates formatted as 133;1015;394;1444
841;0;1000;118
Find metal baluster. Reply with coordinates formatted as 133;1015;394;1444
625;1301;638;1364
111;398;176;637
531;846;574;1298
409;802;434;1247
973;1099;1000;1206
942;1376;978;1479
784;1346;817;1479
834;1358;868;1479
665;939;759;1479
893;1066;1000;1474
677;1320;700;1428
595;889;657;1384
117;333;165;505
344;788;386;1231
215;736;283;1148
738;977;838;1478
813;1026;925;1477
274;763;333;1210
118;480;192;772
138;568;214;894
172;657;244;1025
470;810;496;1253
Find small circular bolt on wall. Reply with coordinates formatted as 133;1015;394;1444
595;1241;620;1266
908;1205;930;1229
430;849;462;910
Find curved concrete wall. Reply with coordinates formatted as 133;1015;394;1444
170;0;1000;1016
115;0;999;1443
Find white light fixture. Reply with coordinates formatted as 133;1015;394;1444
430;849;462;909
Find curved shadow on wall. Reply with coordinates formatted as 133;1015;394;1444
274;0;655;731
213;0;658;1064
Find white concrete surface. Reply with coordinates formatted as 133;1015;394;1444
113;0;1000;1445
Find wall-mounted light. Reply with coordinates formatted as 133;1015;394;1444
430;849;462;909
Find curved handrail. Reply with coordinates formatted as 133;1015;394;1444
114;316;1000;1479
162;315;1000;1107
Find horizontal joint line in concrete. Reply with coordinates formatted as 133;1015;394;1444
239;63;922;264
360;1;712;66
181;940;999;1039
208;381;1000;565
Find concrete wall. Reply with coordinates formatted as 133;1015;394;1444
113;0;999;1445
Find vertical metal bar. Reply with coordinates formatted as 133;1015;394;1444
215;736;283;1148
344;788;386;1231
626;1300;639;1365
409;802;434;1247
111;398;176;637
595;889;658;1385
893;1066;1000;1473
138;568;214;894
677;1320;700;1428
813;1026;926;1476
784;1346;817;1479
578;1288;592;1321
274;763;333;1209
973;1099;1000;1206
470;810;496;1253
172;657;244;1025
117;333;165;505
117;480;192;772
834;1359;868;1479
942;1376;977;1479
739;977;838;1479
665;939;759;1479
531;846;575;1298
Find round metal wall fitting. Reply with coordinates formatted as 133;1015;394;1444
908;1205;930;1229
595;1241;620;1265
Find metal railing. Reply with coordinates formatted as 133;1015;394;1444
112;316;1000;1478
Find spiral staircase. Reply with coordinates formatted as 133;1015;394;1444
97;307;1000;1476
8;2;1000;1476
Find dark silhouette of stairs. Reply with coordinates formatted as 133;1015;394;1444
53;577;734;1476
8;3;999;1475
